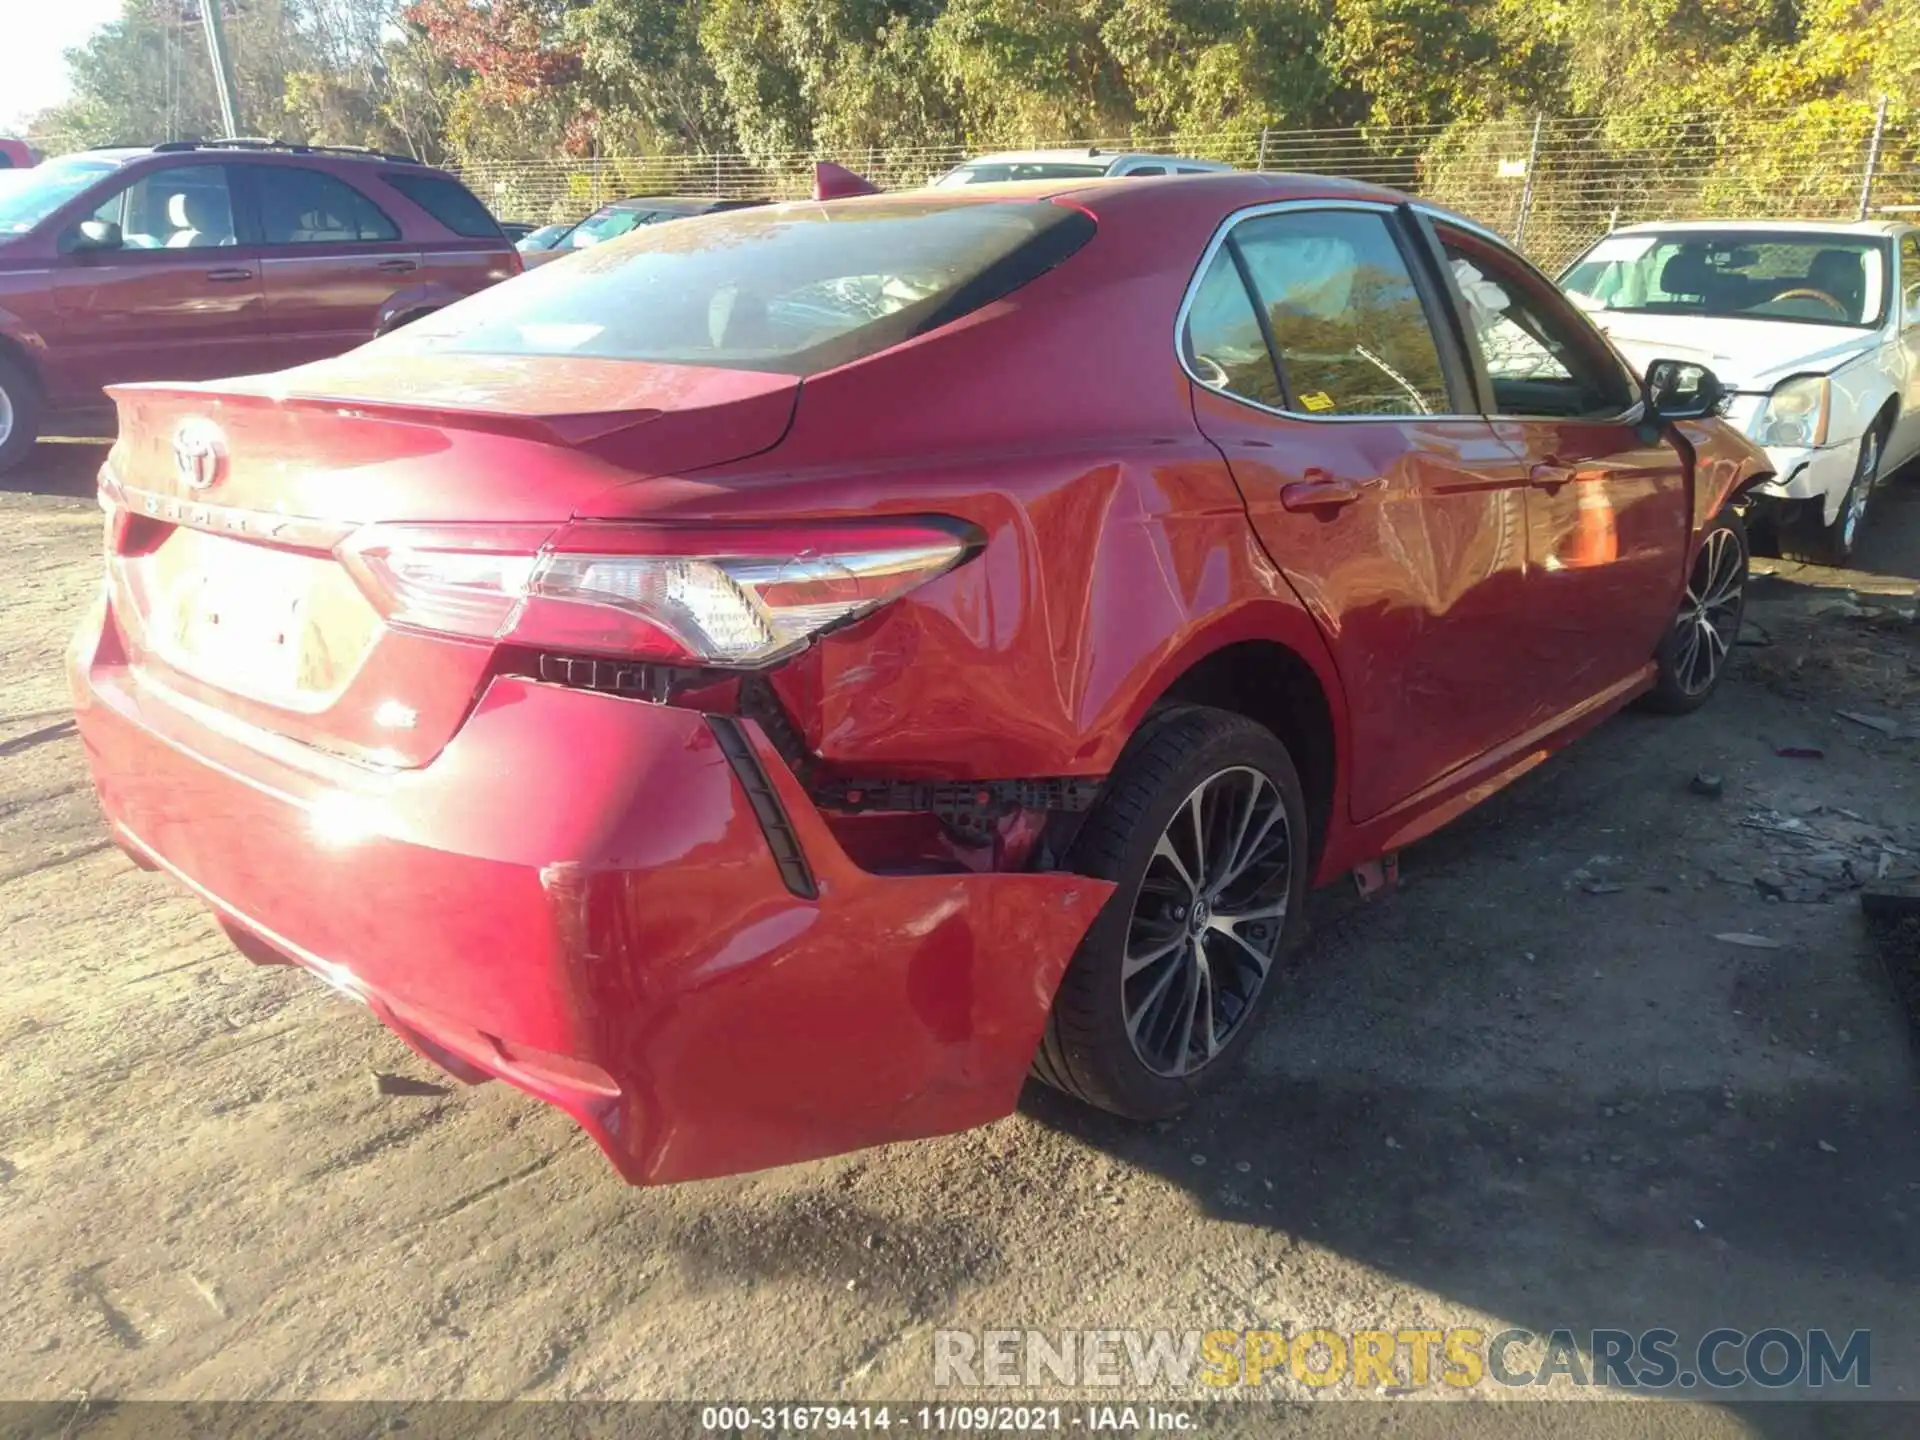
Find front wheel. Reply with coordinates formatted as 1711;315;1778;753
1645;509;1748;714
0;352;42;476
1033;705;1310;1119
1779;425;1882;567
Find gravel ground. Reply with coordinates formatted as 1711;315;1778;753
1;439;1916;1434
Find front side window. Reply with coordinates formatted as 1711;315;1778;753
1562;230;1890;329
0;154;120;236
380;198;1094;375
1225;208;1451;417
94;164;237;249
255;168;399;245
1442;227;1633;419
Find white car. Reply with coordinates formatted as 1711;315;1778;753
1561;219;1920;564
929;149;1235;187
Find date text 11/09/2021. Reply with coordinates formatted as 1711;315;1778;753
700;1408;1189;1432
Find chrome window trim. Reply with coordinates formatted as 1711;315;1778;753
1172;198;1486;424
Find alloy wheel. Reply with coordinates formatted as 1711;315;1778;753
1670;525;1744;698
1840;429;1879;551
0;383;13;449
1122;765;1293;1077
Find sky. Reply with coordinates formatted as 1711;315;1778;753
4;0;128;133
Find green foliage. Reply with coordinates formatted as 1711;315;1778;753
24;0;1916;215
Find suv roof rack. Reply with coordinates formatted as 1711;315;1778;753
149;137;422;165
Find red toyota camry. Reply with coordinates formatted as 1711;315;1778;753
71;172;1768;1184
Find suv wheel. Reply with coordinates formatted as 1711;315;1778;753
1034;705;1309;1119
0;353;42;476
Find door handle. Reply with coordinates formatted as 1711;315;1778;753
1530;462;1577;490
1280;471;1382;512
204;267;253;283
376;259;418;274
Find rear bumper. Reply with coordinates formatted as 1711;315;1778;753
69;600;1111;1184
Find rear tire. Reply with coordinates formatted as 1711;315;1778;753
1778;423;1883;567
0;352;42;476
1033;705;1310;1119
1645;509;1747;715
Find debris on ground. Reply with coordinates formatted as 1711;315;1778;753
1714;933;1785;949
1774;745;1824;760
1689;771;1725;798
1835;710;1906;739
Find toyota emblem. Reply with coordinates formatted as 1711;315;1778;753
172;418;226;491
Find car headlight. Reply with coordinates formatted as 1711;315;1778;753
1756;375;1830;448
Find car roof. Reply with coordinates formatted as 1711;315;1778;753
804;169;1423;219
1611;217;1911;238
602;195;764;213
950;149;1230;169
77;140;434;171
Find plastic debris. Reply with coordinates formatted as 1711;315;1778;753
1835;710;1903;738
1714;932;1784;949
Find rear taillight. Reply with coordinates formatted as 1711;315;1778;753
338;518;978;667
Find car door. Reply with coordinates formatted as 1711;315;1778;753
1427;218;1691;726
243;163;422;368
51;161;270;397
1184;201;1536;821
1891;231;1920;469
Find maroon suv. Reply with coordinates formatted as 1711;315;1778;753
0;140;520;472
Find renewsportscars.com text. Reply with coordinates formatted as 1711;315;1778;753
933;1326;1871;1392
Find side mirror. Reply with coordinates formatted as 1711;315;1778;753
1644;357;1726;421
63;219;123;254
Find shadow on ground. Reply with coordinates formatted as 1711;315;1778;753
4;439;111;500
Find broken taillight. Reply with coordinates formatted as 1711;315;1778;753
338;517;979;668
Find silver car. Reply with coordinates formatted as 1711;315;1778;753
930;148;1235;187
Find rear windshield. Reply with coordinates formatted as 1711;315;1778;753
382;172;503;239
381;198;1093;374
933;163;1108;187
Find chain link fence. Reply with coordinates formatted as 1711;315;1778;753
448;101;1916;271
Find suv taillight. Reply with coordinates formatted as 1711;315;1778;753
337;517;979;668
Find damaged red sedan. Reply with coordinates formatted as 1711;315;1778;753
71;173;1769;1183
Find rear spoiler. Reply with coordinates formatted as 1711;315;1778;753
813;161;881;201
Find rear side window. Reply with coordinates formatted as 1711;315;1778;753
255;168;399;244
1225;209;1451;417
383;172;504;239
384;199;1096;375
1184;250;1285;409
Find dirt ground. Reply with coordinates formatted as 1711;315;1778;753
1;439;1916;1432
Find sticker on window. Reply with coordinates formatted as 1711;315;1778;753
1298;391;1336;412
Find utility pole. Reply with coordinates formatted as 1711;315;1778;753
198;0;242;138
1857;93;1888;222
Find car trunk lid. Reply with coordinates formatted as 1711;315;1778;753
101;354;798;767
